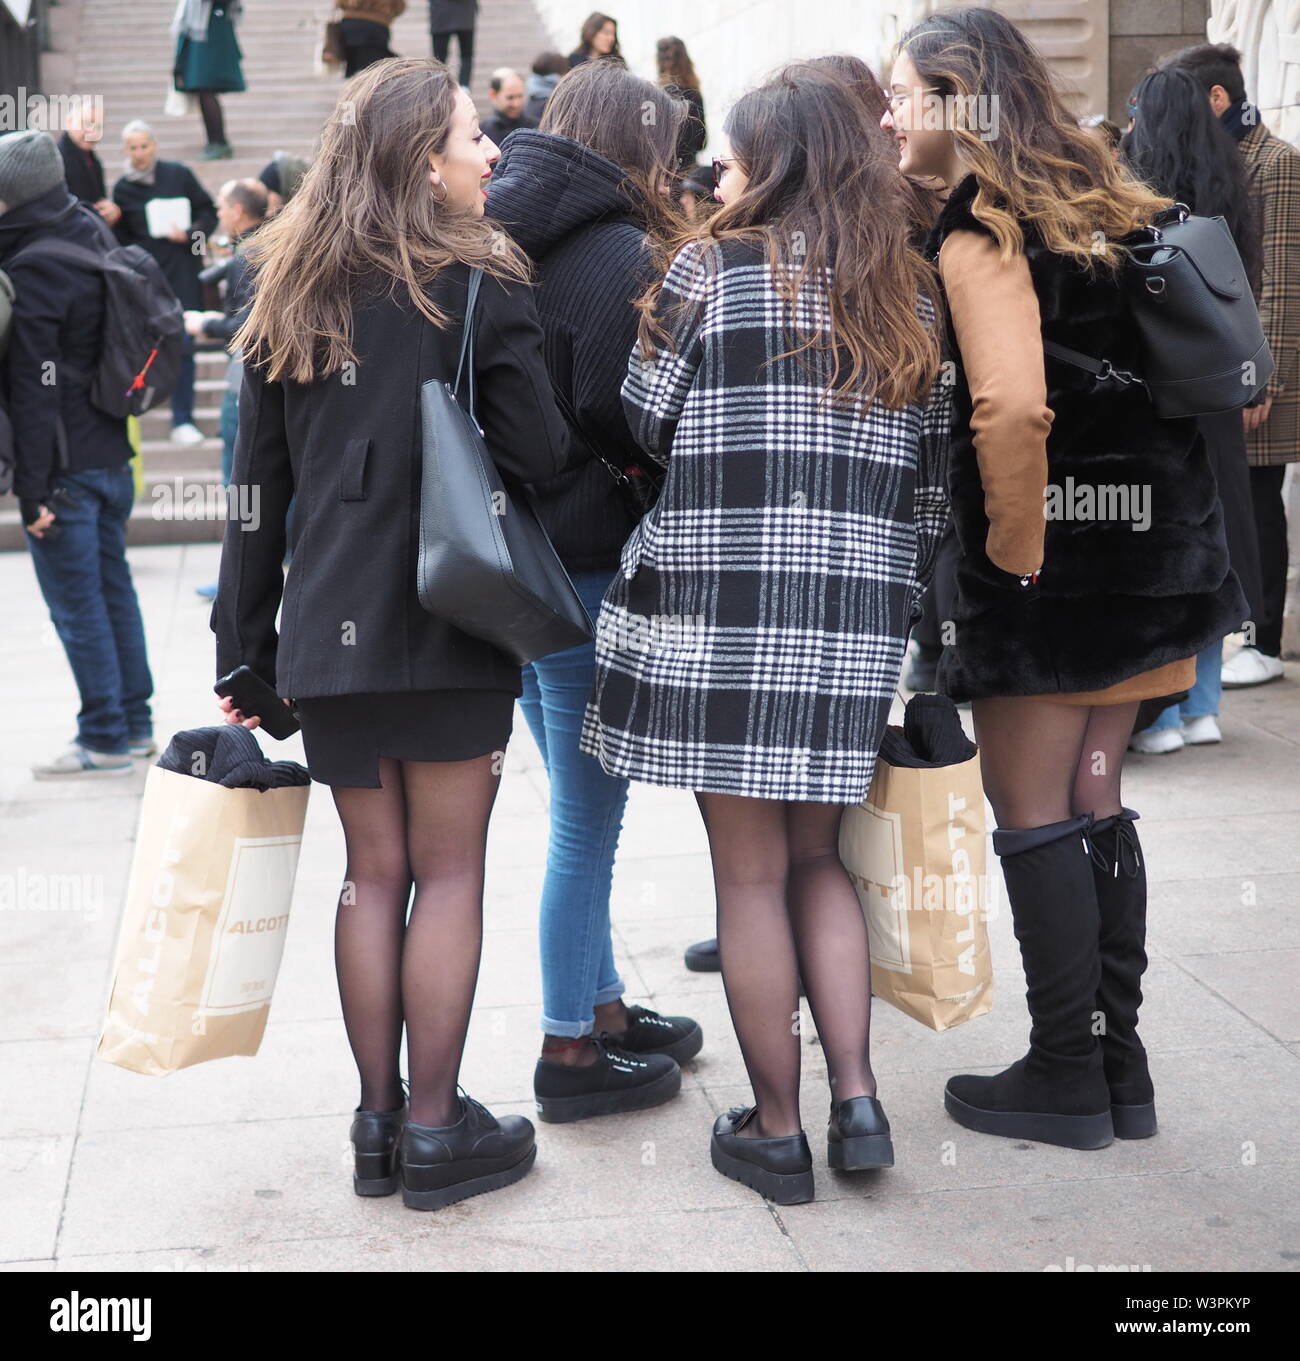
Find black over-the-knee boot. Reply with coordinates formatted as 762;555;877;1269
1088;807;1157;1139
944;814;1114;1149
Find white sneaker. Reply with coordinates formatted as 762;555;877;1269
1221;646;1284;688
32;742;134;779
1181;714;1222;745
170;422;205;445
1129;727;1185;755
128;736;159;759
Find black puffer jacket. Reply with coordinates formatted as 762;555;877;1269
928;174;1247;701
486;129;659;573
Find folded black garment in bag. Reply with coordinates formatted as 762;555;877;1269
878;693;977;770
157;725;309;790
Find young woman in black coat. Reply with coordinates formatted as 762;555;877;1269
887;7;1247;1150
485;61;703;1122
212;58;572;1211
1121;67;1266;754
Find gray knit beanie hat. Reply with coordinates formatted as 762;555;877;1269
0;131;66;212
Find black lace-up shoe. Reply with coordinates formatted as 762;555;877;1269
350;1097;407;1197
399;1091;536;1211
710;1105;814;1205
827;1095;894;1170
534;1038;681;1123
599;1004;703;1063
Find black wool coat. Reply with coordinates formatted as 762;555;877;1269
211;262;572;699
112;161;217;309
57;133;107;205
486;129;658;573
928;175;1247;702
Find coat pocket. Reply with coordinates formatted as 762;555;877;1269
338;437;370;501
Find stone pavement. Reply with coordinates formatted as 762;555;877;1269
1;541;1297;1273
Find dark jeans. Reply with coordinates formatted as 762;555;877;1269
341;17;392;77
1249;463;1289;656
432;27;474;86
27;465;154;754
172;334;196;427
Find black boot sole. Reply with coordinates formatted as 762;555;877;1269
400;1144;537;1211
353;1147;401;1197
827;1133;895;1170
944;1088;1114;1150
710;1136;814;1205
1111;1101;1158;1139
535;1062;681;1124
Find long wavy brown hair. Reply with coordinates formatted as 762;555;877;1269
901;6;1171;270
656;36;700;93
234;59;530;384
539;59;686;246
638;65;941;412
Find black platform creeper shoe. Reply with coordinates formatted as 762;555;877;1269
710;1105;814;1205
350;1093;407;1197
827;1095;894;1170
400;1091;537;1211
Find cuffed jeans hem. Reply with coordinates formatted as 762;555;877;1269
593;980;625;1007
541;1016;596;1039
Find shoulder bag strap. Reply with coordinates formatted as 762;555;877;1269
452;266;483;425
1043;337;1143;389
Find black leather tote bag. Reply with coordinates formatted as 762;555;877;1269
416;268;594;664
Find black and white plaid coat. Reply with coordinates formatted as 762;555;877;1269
578;237;951;803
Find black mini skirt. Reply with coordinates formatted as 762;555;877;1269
294;689;515;788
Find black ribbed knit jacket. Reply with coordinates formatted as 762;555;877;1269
486;130;659;572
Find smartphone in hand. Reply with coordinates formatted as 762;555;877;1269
214;666;300;740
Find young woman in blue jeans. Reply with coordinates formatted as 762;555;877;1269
487;60;703;1122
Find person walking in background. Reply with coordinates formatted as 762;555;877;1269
171;0;245;161
487;60;702;1124
57;103;121;228
336;0;405;78
582;66;950;1204
889;6;1246;1151
0;131;155;778
1122;67;1265;754
656;36;706;172
524;51;568;124
569;13;625;69
1165;42;1300;691
480;68;536;147
429;0;478;90
187;177;268;602
112;121;216;447
213;59;574;1211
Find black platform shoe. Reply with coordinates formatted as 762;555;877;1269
684;938;721;972
350;1092;408;1197
827;1095;894;1170
710;1105;814;1205
1089;808;1157;1139
599;1004;703;1064
534;1038;681;1123
400;1091;536;1211
944;816;1115;1151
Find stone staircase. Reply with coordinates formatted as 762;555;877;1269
1;0;552;550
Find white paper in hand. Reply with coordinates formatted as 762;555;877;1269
145;196;192;238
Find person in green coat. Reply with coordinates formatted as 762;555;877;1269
171;1;245;160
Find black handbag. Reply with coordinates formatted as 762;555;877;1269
1044;204;1274;419
415;268;595;665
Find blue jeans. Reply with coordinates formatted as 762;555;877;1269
519;568;629;1037
1147;641;1223;729
171;336;196;427
219;377;239;485
26;465;154;754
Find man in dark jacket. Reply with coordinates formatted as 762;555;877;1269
112;120;216;445
186;177;268;599
56;103;121;229
0;131;155;777
481;69;537;147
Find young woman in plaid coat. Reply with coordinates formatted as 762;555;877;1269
580;66;952;1204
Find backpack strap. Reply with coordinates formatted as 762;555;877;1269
1043;338;1145;389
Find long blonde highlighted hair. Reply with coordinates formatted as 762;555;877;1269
234;59;529;384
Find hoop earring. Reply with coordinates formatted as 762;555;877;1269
430;176;449;204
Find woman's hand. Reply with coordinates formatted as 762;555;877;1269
217;694;261;729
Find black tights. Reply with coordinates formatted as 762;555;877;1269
971;696;1139;829
696;794;873;1139
198;91;225;147
331;754;501;1127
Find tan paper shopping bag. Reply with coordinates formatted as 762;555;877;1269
839;750;994;1031
97;765;310;1076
